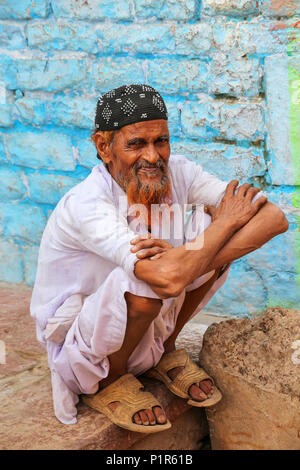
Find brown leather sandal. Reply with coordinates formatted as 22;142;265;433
81;373;172;433
144;349;222;407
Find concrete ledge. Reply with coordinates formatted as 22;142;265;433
0;282;209;450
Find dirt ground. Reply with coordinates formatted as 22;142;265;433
200;307;300;400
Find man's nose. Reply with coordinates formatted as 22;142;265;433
143;144;159;164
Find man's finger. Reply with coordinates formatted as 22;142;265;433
237;182;251;197
130;233;151;245
131;238;172;252
252;195;268;213
150;253;164;260
245;186;261;202
136;247;165;259
204;205;216;217
131;239;159;252
225;180;239;198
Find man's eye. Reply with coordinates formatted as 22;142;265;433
128;141;144;147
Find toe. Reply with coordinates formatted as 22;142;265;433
133;412;142;425
199;379;213;396
139;410;149;425
153;406;167;424
188;383;207;401
144;409;156;425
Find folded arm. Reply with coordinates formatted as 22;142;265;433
204;201;288;272
134;183;289;299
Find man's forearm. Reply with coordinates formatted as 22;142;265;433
203;202;289;273
134;217;239;298
134;201;288;298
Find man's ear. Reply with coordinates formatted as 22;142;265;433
93;133;112;165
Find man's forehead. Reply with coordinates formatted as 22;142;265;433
119;119;169;138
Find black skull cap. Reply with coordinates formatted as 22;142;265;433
94;84;168;131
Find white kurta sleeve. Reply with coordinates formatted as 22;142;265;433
186;159;264;208
186;160;229;207
56;192;142;281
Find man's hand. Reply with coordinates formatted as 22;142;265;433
204;180;268;230
130;233;173;260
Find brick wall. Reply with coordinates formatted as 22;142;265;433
0;0;299;316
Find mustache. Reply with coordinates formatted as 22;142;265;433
133;159;166;173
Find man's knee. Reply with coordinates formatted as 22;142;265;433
125;292;162;319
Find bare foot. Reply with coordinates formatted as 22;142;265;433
107;402;167;426
167;366;214;401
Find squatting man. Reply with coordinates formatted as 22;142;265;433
30;84;289;432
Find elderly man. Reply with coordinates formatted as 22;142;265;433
30;84;288;433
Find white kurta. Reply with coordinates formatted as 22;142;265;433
30;154;231;424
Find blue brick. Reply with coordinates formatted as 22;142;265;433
5;131;75;170
0;167;27;201
0;89;14;127
243;197;300;308
164;98;181;136
212;21;289;55
14;92;45;126
27;172;85;205
0;238;23;283
22;245;39;286
92;57;146;92
181;97;265;142
0;53;90;92
0;54;17;89
28;20;175;55
0;0;49;19
28;19;99;54
203;259;267;317
0;203;47;243
51;0;131;20
265;54;296;185
238;21;291;55
260;0;300;17
78;138;102;169
212;21;240;54
148;59;209;94
246;231;296;276
264;271;300;310
248;229;300;309
174;23;212;56
134;0;197;20
15;92;95;129
97;23;175;55
202;0;259;17
171;142;266;181
208;54;263;97
0;135;5;163
0;22;26;49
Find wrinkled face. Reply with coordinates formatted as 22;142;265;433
96;120;172;209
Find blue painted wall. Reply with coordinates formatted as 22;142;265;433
0;0;299;317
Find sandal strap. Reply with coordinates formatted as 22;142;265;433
155;348;190;371
155;349;213;394
171;356;213;393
